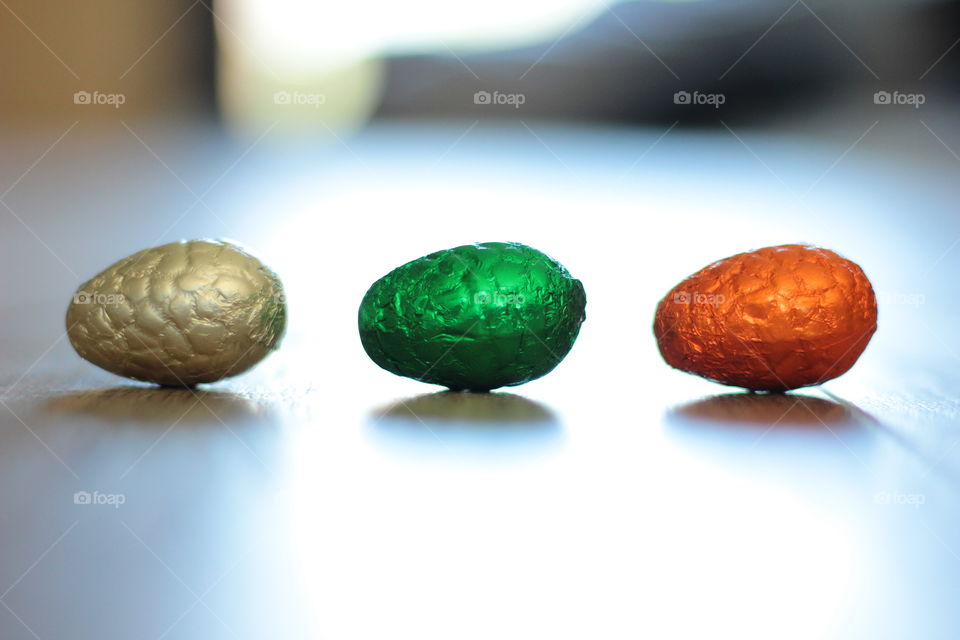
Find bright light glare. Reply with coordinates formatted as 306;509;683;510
275;424;856;640
238;0;607;66
246;131;876;638
216;0;606;136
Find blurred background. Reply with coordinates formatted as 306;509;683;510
2;0;958;127
2;0;959;129
3;1;960;639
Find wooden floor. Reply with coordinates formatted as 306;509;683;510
1;119;959;639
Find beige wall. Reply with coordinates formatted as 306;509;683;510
0;0;213;122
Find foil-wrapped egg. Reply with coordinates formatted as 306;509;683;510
358;242;587;391
67;240;286;386
653;244;877;391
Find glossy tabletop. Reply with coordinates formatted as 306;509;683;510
1;118;959;639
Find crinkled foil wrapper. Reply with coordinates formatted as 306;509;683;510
654;244;877;391
358;242;586;391
67;240;286;386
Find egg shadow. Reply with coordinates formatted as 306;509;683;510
670;392;858;431
664;391;874;462
44;386;272;429
368;391;562;456
662;391;887;503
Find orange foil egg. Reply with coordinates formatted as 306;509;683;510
654;244;877;391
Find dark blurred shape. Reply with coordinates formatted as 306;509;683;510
376;0;960;124
45;386;266;426
670;392;856;430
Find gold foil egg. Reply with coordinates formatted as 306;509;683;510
67;240;286;386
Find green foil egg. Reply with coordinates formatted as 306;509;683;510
358;242;587;391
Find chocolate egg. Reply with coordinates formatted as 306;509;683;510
67;240;286;386
358;242;586;391
654;244;877;391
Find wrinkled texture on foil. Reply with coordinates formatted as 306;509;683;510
358;242;587;391
67;240;287;386
653;244;877;392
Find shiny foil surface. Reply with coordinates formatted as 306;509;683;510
358;242;587;391
67;240;287;386
653;244;877;392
